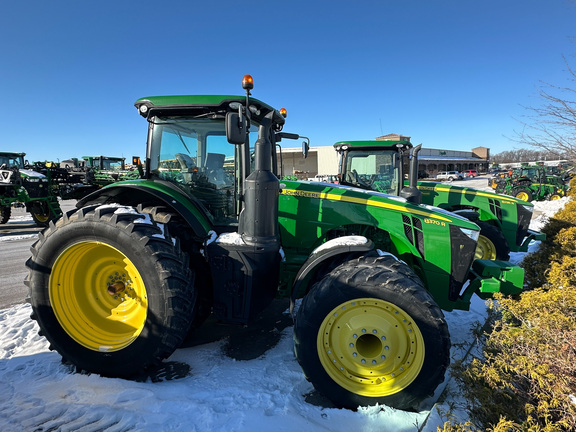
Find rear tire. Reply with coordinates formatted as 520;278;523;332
294;254;450;411
25;204;196;378
0;205;11;224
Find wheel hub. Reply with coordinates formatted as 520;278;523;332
317;298;425;396
107;281;126;296
475;235;496;260
50;241;148;352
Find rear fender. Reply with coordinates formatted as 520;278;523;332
77;181;212;241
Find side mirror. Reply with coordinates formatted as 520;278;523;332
302;140;309;159
276;132;300;141
226;112;246;145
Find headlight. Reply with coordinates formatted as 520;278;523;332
459;227;480;242
522;204;534;214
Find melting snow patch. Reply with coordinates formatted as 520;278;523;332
216;232;245;245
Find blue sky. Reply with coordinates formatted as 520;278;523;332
1;0;575;162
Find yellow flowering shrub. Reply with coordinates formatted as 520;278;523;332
441;197;576;432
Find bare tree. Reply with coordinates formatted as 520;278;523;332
513;56;576;162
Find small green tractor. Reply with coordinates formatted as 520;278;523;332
492;163;569;202
31;156;143;201
26;77;525;411
80;155;141;187
0;151;62;226
333;140;545;261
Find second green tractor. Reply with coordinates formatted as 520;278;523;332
333;140;545;261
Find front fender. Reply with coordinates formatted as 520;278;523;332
290;235;375;314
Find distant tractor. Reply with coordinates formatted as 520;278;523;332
332;140;544;260
26;77;524;411
492;163;569;201
81;155;141;186
0;151;61;226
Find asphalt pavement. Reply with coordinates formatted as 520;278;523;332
0;200;77;309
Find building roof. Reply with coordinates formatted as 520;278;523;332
375;133;411;141
420;156;487;162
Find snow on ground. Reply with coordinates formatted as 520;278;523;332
0;192;569;432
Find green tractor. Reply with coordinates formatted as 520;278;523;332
26;76;524;411
333;140;545;261
80;155;141;187
493;163;569;202
0;151;62;226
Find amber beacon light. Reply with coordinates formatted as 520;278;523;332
242;74;254;90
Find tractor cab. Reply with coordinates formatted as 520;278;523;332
335;139;423;203
134;78;292;232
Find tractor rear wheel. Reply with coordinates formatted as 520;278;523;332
474;220;510;260
549;193;562;200
25;204;196;378
0;205;11;224
513;187;533;202
294;254;450;411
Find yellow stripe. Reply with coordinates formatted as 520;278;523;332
431;186;516;205
281;189;453;222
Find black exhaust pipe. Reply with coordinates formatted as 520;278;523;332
399;144;423;204
239;111;280;245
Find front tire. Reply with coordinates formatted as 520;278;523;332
29;200;59;227
513;187;533;202
474;220;510;260
25;204;196;378
294;254;450;411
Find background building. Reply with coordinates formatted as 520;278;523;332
278;134;490;180
376;134;490;177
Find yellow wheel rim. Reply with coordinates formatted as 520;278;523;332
550;194;561;200
515;191;530;201
317;298;425;397
33;212;50;223
49;241;148;352
475;234;496;260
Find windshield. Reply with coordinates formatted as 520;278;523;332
149;116;260;223
100;158;125;170
0;154;24;169
343;150;400;194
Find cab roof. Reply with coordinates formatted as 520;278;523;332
134;95;284;126
333;140;412;150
